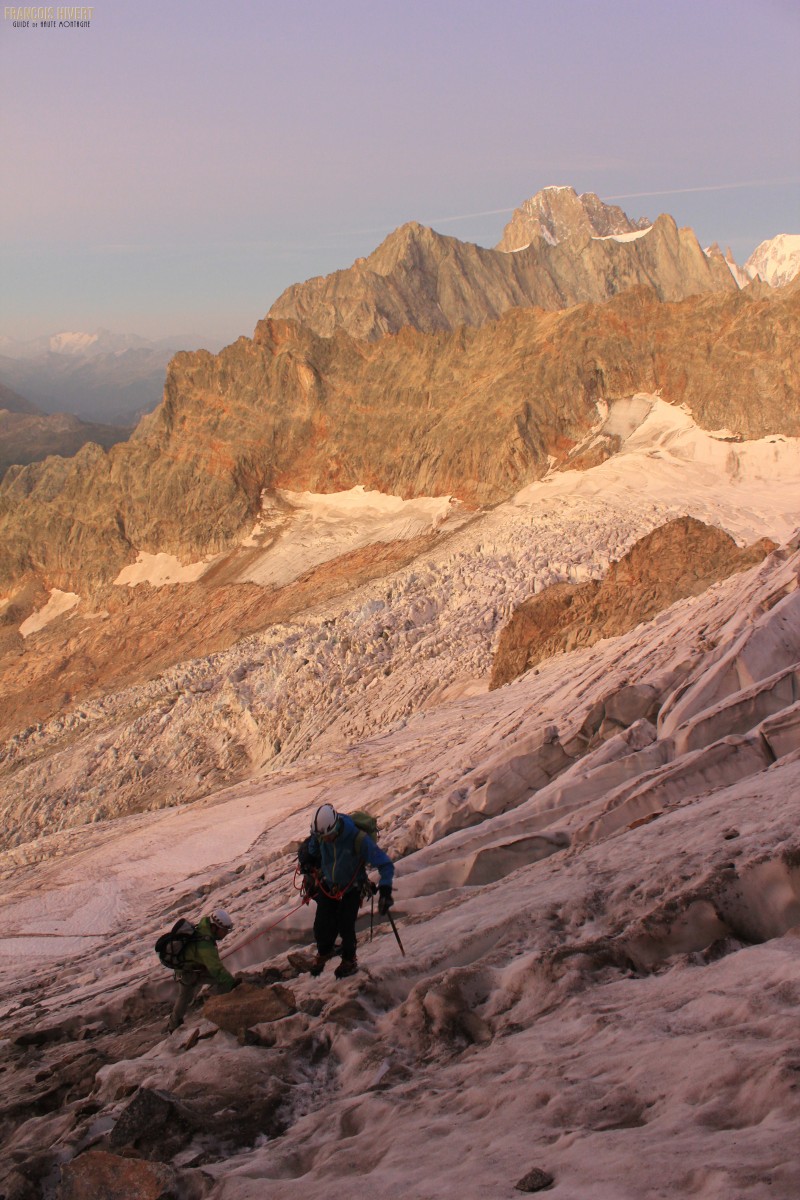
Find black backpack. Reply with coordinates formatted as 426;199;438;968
154;918;196;969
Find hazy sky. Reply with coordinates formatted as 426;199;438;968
1;0;798;343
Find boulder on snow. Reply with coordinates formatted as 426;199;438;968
202;981;296;1038
108;1086;191;1150
515;1165;555;1192
58;1150;177;1200
491;517;772;688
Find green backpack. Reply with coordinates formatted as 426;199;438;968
349;810;378;853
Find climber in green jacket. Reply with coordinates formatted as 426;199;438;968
168;909;239;1032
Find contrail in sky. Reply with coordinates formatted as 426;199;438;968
605;179;799;201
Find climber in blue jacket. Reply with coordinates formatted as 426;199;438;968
304;803;394;978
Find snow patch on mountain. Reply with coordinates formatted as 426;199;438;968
525;394;800;546
19;589;80;637
592;227;652;242
105;399;800;601
111;488;465;592
114;552;213;589
47;331;101;355
236;487;464;589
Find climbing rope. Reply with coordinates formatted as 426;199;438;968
220;901;307;960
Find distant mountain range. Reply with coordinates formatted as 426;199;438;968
0;409;131;479
0;329;223;426
268;187;797;341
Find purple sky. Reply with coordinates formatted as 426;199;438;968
1;0;798;343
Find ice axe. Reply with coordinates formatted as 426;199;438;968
369;882;405;956
385;908;405;957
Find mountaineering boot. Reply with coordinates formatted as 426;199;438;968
309;952;332;977
167;1015;183;1034
334;956;358;979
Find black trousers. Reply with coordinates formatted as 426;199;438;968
314;887;362;960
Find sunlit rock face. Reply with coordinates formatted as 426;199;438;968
496;185;651;251
269;199;736;342
1;284;797;600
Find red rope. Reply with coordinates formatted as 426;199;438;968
297;862;363;901
221;901;307;960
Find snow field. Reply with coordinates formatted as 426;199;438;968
3;487;800;1194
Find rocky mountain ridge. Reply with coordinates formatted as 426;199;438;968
269;207;738;341
1;284;798;603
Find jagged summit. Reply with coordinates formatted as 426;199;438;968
496;185;651;252
268;188;736;341
745;233;800;287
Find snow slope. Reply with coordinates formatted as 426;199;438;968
2;531;800;1199
2;395;800;1198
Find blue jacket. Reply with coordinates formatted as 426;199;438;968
309;814;394;893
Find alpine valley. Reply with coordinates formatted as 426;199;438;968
1;187;800;1200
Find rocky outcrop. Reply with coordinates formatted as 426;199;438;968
269;206;736;341
0;284;797;598
496;185;651;252
490;518;774;689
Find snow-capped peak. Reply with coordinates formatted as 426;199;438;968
48;331;100;355
744;234;800;287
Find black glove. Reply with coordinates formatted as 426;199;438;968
378;886;394;915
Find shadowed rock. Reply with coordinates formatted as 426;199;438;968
491;518;773;688
202;982;296;1038
108;1086;191;1150
515;1166;555;1192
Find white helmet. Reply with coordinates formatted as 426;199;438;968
312;803;339;836
209;908;233;934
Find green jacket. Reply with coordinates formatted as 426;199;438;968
181;917;236;990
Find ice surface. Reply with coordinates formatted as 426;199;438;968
2;394;800;1198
